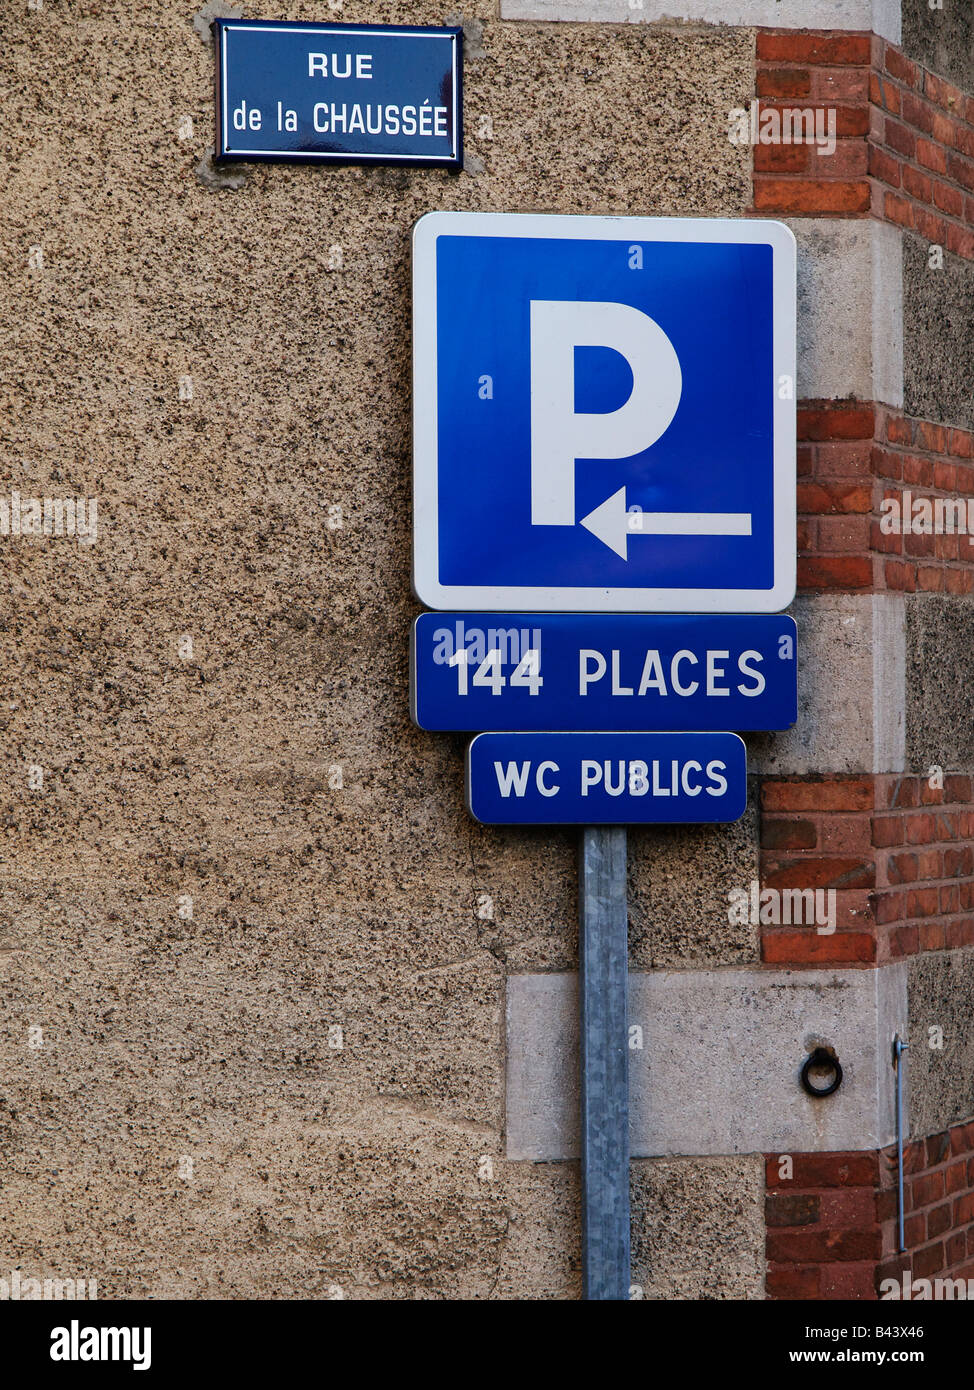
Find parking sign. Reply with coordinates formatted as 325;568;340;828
412;212;796;613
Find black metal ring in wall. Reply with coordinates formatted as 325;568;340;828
800;1047;843;1098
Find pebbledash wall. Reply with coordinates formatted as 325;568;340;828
0;0;970;1301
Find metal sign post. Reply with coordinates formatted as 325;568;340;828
579;826;630;1301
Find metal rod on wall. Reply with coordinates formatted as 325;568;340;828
578;826;631;1300
894;1033;909;1253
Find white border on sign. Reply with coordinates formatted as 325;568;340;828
411;211;797;614
221;27;459;162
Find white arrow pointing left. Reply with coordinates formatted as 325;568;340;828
580;486;752;560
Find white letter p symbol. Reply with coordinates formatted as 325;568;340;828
529;300;682;527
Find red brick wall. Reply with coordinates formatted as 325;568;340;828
752;29;974;259
766;1150;883;1299
759;776;974;966
767;1121;974;1298
799;404;974;597
754;23;973;1303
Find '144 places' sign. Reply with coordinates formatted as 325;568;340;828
411;613;798;731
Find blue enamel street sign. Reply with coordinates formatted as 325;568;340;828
214;19;462;167
466;732;747;825
412;212;796;613
412;612;797;732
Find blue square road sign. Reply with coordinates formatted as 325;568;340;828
412;212;796;613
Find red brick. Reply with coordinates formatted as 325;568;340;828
818;1187;880;1226
817;440;873;476
766;1152;876;1188
885;777;919;808
754;143;810;173
886;416;913;446
933;461;958;490
912;1172;945;1207
901;1141;928;1177
818;141;869;178
818;815;871;854
768;1228;883;1263
926;1202;952;1238
799;481;875;514
945;1231;967;1267
813;69;869;102
831;105;871;138
945;1160;968;1195
872;516;902;554
872;449;903;481
917;137;948;174
907;887;940;918
946;223;974;260
943;846;974;876
872;816;904;847
756;32;872;65
914;206;950;245
947;152;974;193
915;421;948;453
926;1130;951;1166
885;47;919;88
905;812;938;844
890;923;918;954
902;91;938;135
884;118;916;159
884;191;914;228
885;558;917;589
902;164;933;202
819;1262;881;1299
757;67;813;99
946;567;974;595
875;1255;910;1291
914;1242;945;1278
954;1193;974;1225
766;1265;821;1299
888;851;918;884
946;917;974;947
761;818;818;850
872;890;905;925
902;454;934;487
799;403;876;442
927;114;956;151
924;70;965;114
798;555;873;588
921;920;945;949
871;72;901;114
762;931;876;964
764;857;874;890
766;1192;821;1226
762;778;874;812
754;178;871;214
932;179;965;217
939;884;960;914
950;1122;974;1155
817;514;871;551
869;145;901;186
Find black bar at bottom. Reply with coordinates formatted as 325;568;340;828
579;825;631;1301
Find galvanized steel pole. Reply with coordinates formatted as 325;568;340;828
578;826;631;1300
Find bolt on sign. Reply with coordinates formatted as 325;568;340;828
214;18;462;169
